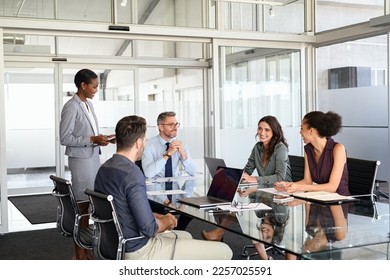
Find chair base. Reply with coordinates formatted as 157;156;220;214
241;244;259;260
374;180;389;200
241;244;285;260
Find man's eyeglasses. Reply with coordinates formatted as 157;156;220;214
160;122;180;128
231;201;259;210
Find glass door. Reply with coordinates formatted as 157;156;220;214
4;66;56;197
0;64;135;233
0;64;56;233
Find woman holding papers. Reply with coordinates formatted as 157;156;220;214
202;116;292;259
60;69;113;201
59;69;114;259
275;111;350;196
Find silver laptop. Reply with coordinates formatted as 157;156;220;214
177;166;244;208
204;157;227;178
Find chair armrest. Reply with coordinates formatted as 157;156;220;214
73;213;93;250
77;199;90;205
75;213;90;220
118;236;145;260
51;190;70;197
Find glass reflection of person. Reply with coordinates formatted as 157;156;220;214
287;203;348;260
202;116;292;242
251;192;290;260
253;199;290;260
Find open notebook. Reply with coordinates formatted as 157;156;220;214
177;166;244;208
292;191;357;205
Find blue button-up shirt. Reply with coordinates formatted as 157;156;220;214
142;135;196;179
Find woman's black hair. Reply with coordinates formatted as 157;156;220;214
303;111;342;137
74;69;98;89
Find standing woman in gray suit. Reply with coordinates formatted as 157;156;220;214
60;69;113;202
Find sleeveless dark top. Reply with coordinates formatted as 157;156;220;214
304;137;350;196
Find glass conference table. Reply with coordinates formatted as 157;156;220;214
146;175;390;260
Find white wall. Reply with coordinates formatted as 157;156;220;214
318;86;388;181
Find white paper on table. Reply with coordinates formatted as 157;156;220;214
217;203;272;212
146;190;187;196
149;176;197;183
259;187;290;196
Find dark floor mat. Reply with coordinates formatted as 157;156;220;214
8;194;58;224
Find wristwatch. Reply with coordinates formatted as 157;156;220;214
163;151;171;158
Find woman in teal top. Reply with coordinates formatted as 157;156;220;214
202;116;292;260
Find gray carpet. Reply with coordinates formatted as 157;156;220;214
3;194;279;260
0;228;74;260
0;219;265;260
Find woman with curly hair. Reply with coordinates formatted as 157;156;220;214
275;111;349;196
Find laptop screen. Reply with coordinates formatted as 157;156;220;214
204;157;226;178
207;166;243;201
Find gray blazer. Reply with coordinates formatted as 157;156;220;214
60;94;100;159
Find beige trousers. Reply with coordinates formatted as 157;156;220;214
125;231;232;260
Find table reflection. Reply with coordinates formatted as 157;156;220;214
146;177;390;259
298;203;348;259
232;189;290;259
146;179;196;209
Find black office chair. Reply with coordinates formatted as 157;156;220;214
50;175;93;251
346;158;381;219
135;160;144;174
288;155;305;181
241;243;285;260
84;188;144;260
373;180;389;200
347;157;380;199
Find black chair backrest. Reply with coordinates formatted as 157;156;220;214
135;160;144;174
288;155;305;182
347;157;380;197
85;188;122;260
50;175;79;236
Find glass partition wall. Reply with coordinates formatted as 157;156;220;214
1;0;389;235
316;35;389;182
214;43;304;170
0;29;209;232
